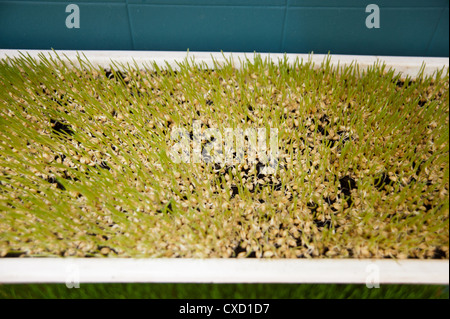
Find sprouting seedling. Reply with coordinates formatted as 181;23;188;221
0;52;448;259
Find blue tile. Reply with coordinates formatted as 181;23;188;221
0;1;132;50
0;0;447;56
7;1;126;2
129;5;285;52
283;7;445;56
128;0;286;6
287;0;448;8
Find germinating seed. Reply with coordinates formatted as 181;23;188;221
0;53;448;259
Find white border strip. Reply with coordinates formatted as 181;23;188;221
0;50;448;78
0;259;448;284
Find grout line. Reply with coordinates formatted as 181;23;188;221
125;0;136;50
279;0;289;53
425;6;446;56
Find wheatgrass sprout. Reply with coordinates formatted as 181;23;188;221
0;53;448;259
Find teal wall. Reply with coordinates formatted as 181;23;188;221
0;0;448;56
